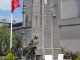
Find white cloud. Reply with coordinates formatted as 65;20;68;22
0;0;11;10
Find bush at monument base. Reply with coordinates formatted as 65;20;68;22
6;52;14;60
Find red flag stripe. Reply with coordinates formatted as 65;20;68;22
11;0;20;13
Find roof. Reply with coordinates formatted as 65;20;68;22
12;22;22;27
9;22;22;28
0;16;22;23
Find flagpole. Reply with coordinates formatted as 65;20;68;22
10;0;20;51
10;13;13;51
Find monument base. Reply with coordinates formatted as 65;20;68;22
54;48;61;59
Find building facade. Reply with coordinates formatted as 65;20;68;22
48;0;80;53
13;0;80;59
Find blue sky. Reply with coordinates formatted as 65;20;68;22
0;0;23;22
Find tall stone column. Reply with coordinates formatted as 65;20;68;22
40;1;54;59
42;1;45;59
47;0;61;59
53;0;61;58
22;0;26;46
22;0;26;27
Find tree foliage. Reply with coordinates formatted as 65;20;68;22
0;22;22;56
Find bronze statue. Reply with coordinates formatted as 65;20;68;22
23;35;38;60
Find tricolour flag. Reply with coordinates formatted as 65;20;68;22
11;0;20;13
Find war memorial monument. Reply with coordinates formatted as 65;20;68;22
12;0;80;60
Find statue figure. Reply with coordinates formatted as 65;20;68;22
23;35;38;60
16;41;23;60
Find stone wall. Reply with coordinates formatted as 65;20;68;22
60;25;80;52
24;0;33;27
57;0;80;53
61;0;80;19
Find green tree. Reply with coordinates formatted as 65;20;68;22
0;22;22;56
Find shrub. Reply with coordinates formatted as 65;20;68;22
70;52;78;60
76;55;80;60
60;47;80;60
6;52;14;60
0;58;3;60
64;51;70;59
61;47;70;59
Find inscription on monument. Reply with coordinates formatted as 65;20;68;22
44;5;52;48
